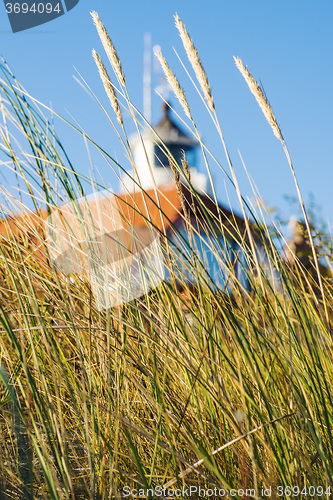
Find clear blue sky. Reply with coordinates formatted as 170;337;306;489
0;0;332;230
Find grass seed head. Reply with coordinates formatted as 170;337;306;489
175;14;214;112
233;56;282;141
155;51;192;121
92;49;123;126
91;11;125;87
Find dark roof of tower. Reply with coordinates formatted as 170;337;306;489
154;103;199;146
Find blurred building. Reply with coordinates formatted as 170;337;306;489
0;105;266;301
116;103;265;293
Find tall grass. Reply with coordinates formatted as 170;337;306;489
0;13;332;500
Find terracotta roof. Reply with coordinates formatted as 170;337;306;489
0;182;251;266
112;182;248;242
0;183;176;237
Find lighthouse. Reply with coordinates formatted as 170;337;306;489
120;103;210;195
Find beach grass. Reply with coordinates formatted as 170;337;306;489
0;14;332;499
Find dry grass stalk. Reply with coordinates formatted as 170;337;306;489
92;50;123;126
169;156;182;198
91;11;125;87
181;152;191;183
175;14;214;112
233;56;282;141
167;153;187;217
155;51;192;121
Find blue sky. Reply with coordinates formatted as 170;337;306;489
0;0;332;231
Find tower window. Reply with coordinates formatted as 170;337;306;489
154;144;196;168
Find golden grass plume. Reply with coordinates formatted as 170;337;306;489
155;51;192;121
91;11;125;87
92;50;123;126
233;56;282;141
175;14;214;112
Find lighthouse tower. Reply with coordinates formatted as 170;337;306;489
120;103;210;195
